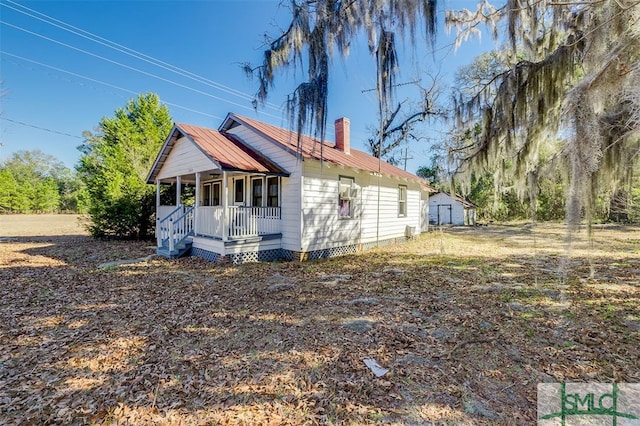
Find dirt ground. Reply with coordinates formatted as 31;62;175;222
0;216;638;424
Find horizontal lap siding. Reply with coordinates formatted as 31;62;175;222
429;193;466;225
224;238;282;254
360;181;421;243
301;162;422;251
452;204;466;225
301;162;361;251
157;137;214;179
191;236;281;255
227;126;302;251
191;236;225;254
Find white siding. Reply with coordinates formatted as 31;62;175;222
191;236;281;255
301;160;422;251
227;126;300;172
420;193;430;232
224;238;282;255
157;137;215;180
300;162;360;251
191;236;225;254
226;126;303;252
359;177;421;243
428;193;466;225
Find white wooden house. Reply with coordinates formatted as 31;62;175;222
147;113;432;263
428;192;477;226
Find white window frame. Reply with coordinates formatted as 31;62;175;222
338;176;356;219
211;181;221;206
251;177;264;207
233;178;245;205
202;183;212;206
398;185;407;217
267;176;279;207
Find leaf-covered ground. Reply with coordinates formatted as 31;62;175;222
1;216;638;424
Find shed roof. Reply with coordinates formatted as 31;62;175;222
146;123;288;183
223;113;425;183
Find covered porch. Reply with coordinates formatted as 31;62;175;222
146;122;290;259
155;169;284;257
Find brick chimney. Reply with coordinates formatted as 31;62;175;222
334;117;350;155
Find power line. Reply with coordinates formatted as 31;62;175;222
0;117;83;139
361;79;421;94
1;19;285;119
0;51;223;120
1;0;283;112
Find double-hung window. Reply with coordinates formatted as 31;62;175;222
398;185;407;217
234;179;245;204
252;178;263;207
202;182;221;206
339;176;355;219
202;183;211;206
211;182;221;206
267;177;279;207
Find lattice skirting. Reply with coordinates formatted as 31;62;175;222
306;244;358;260
191;236;409;264
191;247;222;262
228;249;283;264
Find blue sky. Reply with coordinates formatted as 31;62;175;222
0;0;495;174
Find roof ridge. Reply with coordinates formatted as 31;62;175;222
228;114;423;183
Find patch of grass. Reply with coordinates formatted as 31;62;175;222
368;411;384;421
519;311;541;321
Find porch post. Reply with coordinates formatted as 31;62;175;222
156;181;161;210
176;176;182;208
194;172;201;235
155;180;161;243
222;171;228;241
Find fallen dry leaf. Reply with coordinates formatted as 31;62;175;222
0;216;638;424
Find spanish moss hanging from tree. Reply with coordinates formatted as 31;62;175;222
446;0;640;227
242;0;438;152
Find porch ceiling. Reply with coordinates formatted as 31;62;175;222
156;169;256;185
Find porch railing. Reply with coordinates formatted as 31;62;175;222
197;206;224;237
229;206;281;238
158;205;180;223
157;205;195;252
196;206;281;239
156;205;183;247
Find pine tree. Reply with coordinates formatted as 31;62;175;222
77;93;172;239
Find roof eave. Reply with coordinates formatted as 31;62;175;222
146;124;181;184
146;124;226;184
223;113;308;160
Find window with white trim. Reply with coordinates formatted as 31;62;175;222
202;182;221;206
398;185;407;217
267;177;279;207
338;176;356;219
202;183;211;206
211;182;221;206
234;178;244;204
252;178;263;206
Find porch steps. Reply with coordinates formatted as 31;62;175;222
157;240;192;259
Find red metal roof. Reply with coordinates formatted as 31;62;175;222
175;123;288;175
226;113;425;183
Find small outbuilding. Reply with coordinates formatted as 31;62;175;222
428;192;477;226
